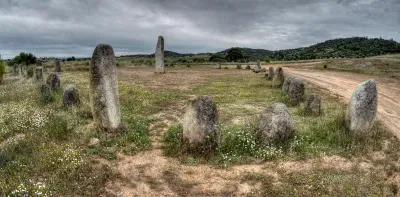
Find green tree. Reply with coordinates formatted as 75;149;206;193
225;48;244;62
264;56;271;63
8;52;37;66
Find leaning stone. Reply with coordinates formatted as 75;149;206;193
282;76;295;93
345;80;378;136
288;78;305;105
267;67;274;80
55;60;62;72
63;85;80;107
40;84;53;104
257;103;292;144
27;67;34;78
236;64;242;69
35;68;43;80
272;67;284;88
90;44;123;132
182;95;219;153
245;65;251;69
305;94;322;116
46;73;61;92
155;36;165;73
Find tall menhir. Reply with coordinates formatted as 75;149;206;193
90;44;123;132
155;36;165;73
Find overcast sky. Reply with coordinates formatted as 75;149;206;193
0;0;399;59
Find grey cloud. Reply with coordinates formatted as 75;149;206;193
0;0;399;59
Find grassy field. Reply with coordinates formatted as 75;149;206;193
1;62;399;196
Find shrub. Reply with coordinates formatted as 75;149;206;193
264;56;271;63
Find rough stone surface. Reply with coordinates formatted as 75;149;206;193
40;84;52;104
272;67;284;88
90;44;123;132
246;65;251;69
88;138;100;148
35;68;43;80
27;67;34;78
155;36;165;73
345;79;378;135
63;85;80;107
253;67;261;73
257;103;292;144
267;67;275;80
282;76;295;93
305;94;322;116
216;63;221;69
46;73;61;92
55;60;62;72
182;95;220;153
288;78;305;105
236;64;242;69
257;60;261;68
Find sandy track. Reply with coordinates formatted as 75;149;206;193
282;66;400;138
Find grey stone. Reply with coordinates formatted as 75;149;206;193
88;138;100;148
267;67;274;80
282;76;295;93
40;84;53;104
257;60;261;69
63;85;80;107
216;63;221;69
272;67;284;88
345;79;378;135
35;68;43;81
236;64;242;69
288;78;305;105
183;95;219;153
305;94;322;116
46;73;61;92
55;60;62;72
90;44;123;132
245;65;251;69
27;67;34;78
155;36;165;73
257;103;292;144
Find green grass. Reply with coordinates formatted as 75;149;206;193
163;74;400;167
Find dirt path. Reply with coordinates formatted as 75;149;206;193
282;66;400;139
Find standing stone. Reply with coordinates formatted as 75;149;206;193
182;95;219;153
272;67;284;88
90;44;123;132
40;84;53;104
63;85;80;107
55;60;62;72
216;63;221;69
288;78;305;105
257;103;292;144
245;65;251;69
35;68;43;80
46;73;61;92
305;94;322;116
13;64;18;74
18;65;22;76
236;64;242;69
27;67;34;78
345;80;378;135
257;60;261;69
155;36;165;73
282;76;295;93
267;67;274;80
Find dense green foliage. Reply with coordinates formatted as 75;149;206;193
264;56;271;63
225;47;244;62
8;52;37;66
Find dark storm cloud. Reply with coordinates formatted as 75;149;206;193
0;0;399;58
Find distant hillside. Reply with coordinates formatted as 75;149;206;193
122;37;400;61
216;37;400;61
